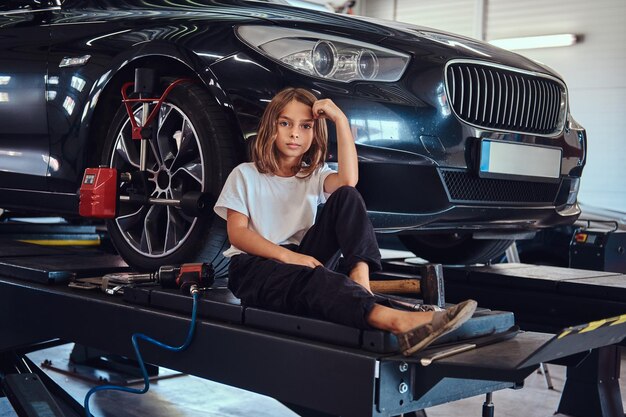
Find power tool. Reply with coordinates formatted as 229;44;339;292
102;262;215;295
156;262;215;295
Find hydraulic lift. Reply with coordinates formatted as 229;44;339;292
0;240;625;417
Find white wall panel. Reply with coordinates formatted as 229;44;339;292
359;0;626;211
362;0;394;20
488;0;626;89
395;0;476;37
363;0;477;38
565;88;626;210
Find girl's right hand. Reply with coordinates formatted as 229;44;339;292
282;250;322;268
312;98;348;125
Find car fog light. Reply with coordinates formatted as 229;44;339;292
566;177;580;205
312;41;337;77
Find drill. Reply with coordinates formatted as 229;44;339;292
156;263;215;295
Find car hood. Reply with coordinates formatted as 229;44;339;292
61;0;558;78
235;2;560;77
243;2;562;77
353;16;558;76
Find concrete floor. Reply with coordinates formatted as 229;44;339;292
0;342;622;417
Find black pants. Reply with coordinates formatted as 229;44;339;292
228;186;381;329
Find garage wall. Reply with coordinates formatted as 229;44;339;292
362;0;479;37
360;0;626;212
359;0;394;20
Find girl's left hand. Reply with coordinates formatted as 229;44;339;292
312;99;348;125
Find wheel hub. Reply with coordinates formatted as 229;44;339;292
111;101;205;258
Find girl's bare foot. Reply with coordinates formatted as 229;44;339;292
366;304;434;333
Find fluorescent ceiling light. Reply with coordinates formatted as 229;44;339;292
489;34;579;50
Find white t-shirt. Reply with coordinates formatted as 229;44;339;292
214;162;336;257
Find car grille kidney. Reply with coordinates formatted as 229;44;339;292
445;61;566;136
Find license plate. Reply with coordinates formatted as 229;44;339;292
479;139;562;182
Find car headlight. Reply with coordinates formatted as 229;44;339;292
236;26;410;83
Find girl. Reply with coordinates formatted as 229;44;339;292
214;87;476;355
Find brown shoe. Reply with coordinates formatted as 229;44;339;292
396;299;478;356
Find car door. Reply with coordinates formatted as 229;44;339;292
0;1;54;189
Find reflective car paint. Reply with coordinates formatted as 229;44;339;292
0;0;586;236
0;9;50;188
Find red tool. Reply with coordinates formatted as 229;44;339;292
156;263;215;294
78;69;211;219
121;76;191;141
78;167;119;218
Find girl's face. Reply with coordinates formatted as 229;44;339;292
274;99;315;164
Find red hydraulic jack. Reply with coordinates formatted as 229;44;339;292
79;68;211;219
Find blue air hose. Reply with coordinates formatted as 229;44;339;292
84;290;199;417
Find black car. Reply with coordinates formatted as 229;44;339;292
0;0;587;270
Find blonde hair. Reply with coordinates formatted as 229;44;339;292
252;87;328;178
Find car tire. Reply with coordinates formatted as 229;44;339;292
101;78;237;272
398;234;513;265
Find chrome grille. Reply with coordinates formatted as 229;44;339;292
445;61;566;135
441;169;561;204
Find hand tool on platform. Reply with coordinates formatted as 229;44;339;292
374;293;442;312
370;279;420;294
78;68;212;219
419;325;520;366
101;262;214;295
370;263;445;307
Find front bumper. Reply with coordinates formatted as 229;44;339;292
357;162;582;233
369;203;581;234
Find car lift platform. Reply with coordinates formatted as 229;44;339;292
380;259;626;335
0;244;625;417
